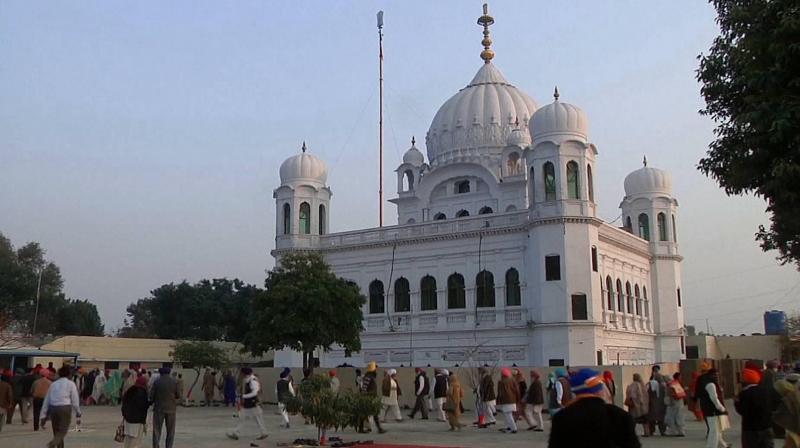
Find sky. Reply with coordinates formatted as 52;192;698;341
0;1;797;335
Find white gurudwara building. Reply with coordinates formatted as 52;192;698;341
271;5;685;368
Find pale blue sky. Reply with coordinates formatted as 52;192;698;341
1;1;796;334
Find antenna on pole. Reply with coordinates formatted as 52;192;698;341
377;10;385;227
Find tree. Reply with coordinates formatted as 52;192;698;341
120;278;260;340
0;232;104;336
697;0;800;267
244;252;365;369
170;340;230;400
285;374;380;444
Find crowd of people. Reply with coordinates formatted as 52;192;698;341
1;359;799;448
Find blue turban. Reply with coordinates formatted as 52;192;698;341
569;368;605;395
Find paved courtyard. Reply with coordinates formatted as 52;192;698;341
0;400;778;447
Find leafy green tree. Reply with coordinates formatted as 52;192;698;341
697;0;800;267
244;252;365;369
170;340;230;399
58;299;104;336
120;278;260;340
0;232;104;336
285;374;380;441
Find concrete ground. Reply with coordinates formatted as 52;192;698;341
0;400;779;447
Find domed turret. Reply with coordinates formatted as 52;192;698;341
530;88;588;143
623;157;672;197
506;122;531;148
402;137;425;166
279;142;328;186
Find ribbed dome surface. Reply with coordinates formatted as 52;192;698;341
425;63;537;164
530;98;588;142
279;151;328;185
402;143;425;166
624;164;672;196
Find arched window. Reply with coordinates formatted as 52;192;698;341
616;279;623;312
318;204;326;235
456;209;470;218
658;212;668;241
394;277;410;312
434;213;446;221
368;280;385;314
404;170;414;191
282;203;291;234
605;276;614;311
625;281;633;314
587;164;594;202
299;202;311;234
643;286;649;318
505;268;521;306
566;161;580;199
476;270;495;307
479;206;493;215
505;205;517;212
507;152;520;175
543;162;556;201
634;285;641;316
672;215;678;242
625;216;633;233
447;273;466;309
456;180;470;194
420;276;437;311
529;166;535;204
637;213;650;241
406;218;416;224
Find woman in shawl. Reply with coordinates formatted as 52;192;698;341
688;371;704;421
445;371;463;431
546;372;559;416
106;370;123;405
92;369;108;405
121;375;150;448
223;370;237;407
774;379;800;448
625;373;650;436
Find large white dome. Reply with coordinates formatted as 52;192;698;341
530;91;588;142
624;160;672;197
279;145;328;186
425;63;538;165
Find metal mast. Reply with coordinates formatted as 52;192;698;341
377;11;385;227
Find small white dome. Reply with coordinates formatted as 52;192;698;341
279;144;328;185
402;138;425;166
426;63;538;164
624;159;672;196
530;89;588;142
506;126;530;148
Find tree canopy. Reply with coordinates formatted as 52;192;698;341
697;0;800;267
119;278;260;340
244;252;365;368
170;340;230;398
0;232;104;336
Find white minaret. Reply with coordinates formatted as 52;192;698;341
526;88;598;218
524;89;603;365
621;159;684;362
274;142;331;252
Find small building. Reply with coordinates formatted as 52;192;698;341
685;334;782;361
35;336;272;371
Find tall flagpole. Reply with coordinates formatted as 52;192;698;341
377;11;384;227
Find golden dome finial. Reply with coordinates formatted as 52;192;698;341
477;3;495;64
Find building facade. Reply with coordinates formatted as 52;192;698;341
271;5;686;367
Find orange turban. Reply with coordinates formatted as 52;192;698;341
742;368;761;385
700;361;712;372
